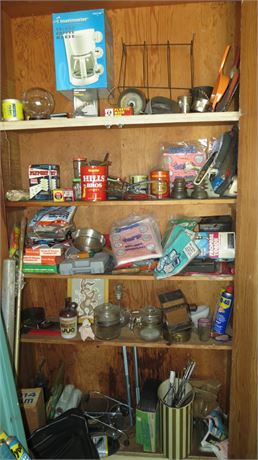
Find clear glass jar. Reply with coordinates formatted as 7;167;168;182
73;158;87;178
93;303;129;340
135;306;163;342
198;317;212;342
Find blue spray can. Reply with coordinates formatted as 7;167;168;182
212;285;234;335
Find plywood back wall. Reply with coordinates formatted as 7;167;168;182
10;2;239;106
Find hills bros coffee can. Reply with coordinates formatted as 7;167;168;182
81;165;107;201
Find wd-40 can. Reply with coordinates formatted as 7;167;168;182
212;285;234;336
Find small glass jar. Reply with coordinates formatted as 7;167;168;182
73;178;82;200
198;318;212;342
135;306;163;342
93;303;128;340
73;158;87;178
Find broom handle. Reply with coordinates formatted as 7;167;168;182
14;217;27;378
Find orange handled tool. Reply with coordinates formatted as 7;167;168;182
210;45;231;111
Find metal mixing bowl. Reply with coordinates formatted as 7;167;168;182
72;228;106;252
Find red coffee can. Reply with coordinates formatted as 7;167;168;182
81;165;107;201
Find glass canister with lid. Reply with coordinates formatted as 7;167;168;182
134;306;163;342
93;303;129;340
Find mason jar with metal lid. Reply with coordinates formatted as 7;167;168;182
135;306;163;342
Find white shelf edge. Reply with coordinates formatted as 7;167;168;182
0;111;241;131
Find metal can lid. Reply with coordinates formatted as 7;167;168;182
2;99;22;103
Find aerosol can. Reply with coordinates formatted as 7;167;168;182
212;285;234;336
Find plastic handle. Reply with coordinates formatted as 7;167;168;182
169;370;176;385
218;45;231;73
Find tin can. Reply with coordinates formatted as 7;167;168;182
2;99;24;121
150;169;170;199
81;165;107;201
130;175;148;193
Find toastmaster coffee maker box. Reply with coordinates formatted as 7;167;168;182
52;9;113;96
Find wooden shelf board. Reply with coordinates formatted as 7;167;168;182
114;425;215;459
24;273;234;281
0;112;241;132
2;1;179;18
21;330;232;350
6;198;236;208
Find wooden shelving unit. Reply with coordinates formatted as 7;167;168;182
1;1;257;458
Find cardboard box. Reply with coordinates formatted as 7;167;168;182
136;407;160;453
19;388;46;435
73;89;98;117
52;9;113;94
29;164;60;200
195;232;236;260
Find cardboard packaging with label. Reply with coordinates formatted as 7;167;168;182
52;9;113;96
19;388;46;435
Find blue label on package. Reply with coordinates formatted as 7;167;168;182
52;9;113;91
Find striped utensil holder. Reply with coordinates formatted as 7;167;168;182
158;379;194;460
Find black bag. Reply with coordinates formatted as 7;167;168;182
28;409;99;459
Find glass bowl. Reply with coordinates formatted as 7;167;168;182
22;87;55;119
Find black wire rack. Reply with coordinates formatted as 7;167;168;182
118;35;195;99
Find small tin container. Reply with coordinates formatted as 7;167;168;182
150;169;170;199
2;99;24;121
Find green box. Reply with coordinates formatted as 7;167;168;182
136;406;160;453
22;264;58;274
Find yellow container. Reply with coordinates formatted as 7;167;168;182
158;378;194;460
2;99;24;121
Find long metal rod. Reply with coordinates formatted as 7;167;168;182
14;217;27;378
117;85;191;90
122;345;133;426
122;42;194;47
133;346;140;405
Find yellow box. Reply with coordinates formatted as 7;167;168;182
53;188;74;202
19;388;46;435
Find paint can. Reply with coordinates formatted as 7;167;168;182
81;165;107;201
150;169;170;199
2;99;24;121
